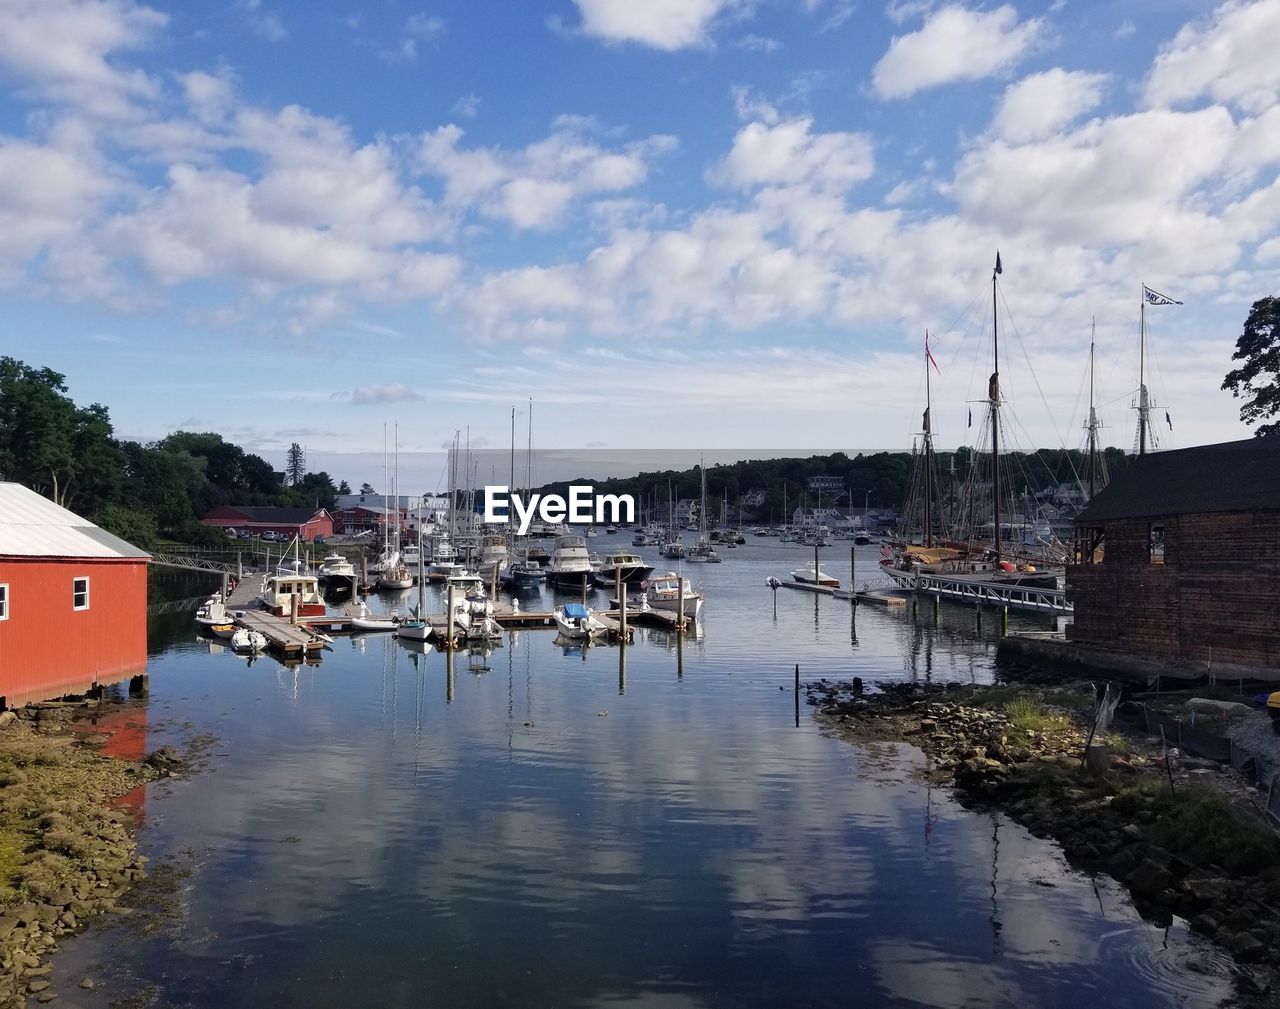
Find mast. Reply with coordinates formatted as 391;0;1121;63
990;252;1002;563
1087;319;1100;499
1138;285;1148;456
923;332;934;549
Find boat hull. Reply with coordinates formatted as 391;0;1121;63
547;569;595;591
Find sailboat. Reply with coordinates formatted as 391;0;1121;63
687;458;719;562
397;498;433;642
1134;283;1180;456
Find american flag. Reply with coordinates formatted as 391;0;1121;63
880;543;893;562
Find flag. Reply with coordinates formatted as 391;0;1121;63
922;406;931;433
1166;411;1173;431
994;251;1003;275
880;543;893;562
925;330;940;373
968;407;973;428
1143;285;1182;306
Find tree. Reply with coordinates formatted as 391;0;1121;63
285;442;306;485
359;482;376;496
1222;296;1280;436
337;479;351;495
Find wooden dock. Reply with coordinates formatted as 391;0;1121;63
221;575;327;659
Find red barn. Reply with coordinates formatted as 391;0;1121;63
0;483;150;709
200;505;334;541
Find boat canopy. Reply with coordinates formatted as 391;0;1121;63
563;603;590;619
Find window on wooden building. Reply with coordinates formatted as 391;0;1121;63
0;583;8;620
73;576;90;611
1149;524;1165;564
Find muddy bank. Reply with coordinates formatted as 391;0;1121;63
0;700;195;1009
808;679;1280;1008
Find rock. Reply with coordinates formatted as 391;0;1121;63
1190;914;1218;935
1184;698;1251;718
77;979;94;991
0;710;16;728
1186;876;1230;903
0;915;19;940
1223;931;1265;961
1127;859;1174;898
26;981;50;994
1121;824;1143;841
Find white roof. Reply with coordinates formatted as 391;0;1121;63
0;483;150;560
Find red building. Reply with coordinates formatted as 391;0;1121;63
0;483;150;709
200;505;334;541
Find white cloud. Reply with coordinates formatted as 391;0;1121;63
709;118;875;192
418;120;676;230
451;94;481;118
991;69;1108;143
872;4;1045;99
0;0;166;117
391;12;446;60
238;0;286;42
568;0;746;50
1145;0;1280;114
345;383;424;406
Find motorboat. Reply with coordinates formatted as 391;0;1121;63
208;623;236;640
646;572;703;621
553;602;607;640
231;628;267;653
790;567;840;588
546;534;594;591
351;601;399;632
319;553;356;580
475;533;509;585
503;556;546;590
593;551;655;587
427;537;466;582
259;570;326;617
194;594;230;630
661;539;685;559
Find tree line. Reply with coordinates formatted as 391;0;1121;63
0;357;349;549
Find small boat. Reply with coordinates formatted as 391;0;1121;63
351;601;399;632
791;567;839;588
503;557;546;589
209;623;236;640
546;534;595;591
377;564;414;591
646;572;703;620
231;628;267;653
553;602;607;640
318;553;356;580
396;619;432;642
194;594;229;630
259;571;326;617
605;525;618;535
593;551;654;587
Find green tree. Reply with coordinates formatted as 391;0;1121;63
337;479;352;495
285;442;306;485
1222;296;1280;436
359;482;376;496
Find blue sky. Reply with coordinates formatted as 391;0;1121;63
1;0;1277;488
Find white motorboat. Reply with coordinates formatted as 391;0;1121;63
546;534;594;591
475;533;509;585
593;551;654;587
194;594;229;629
553;602;607;640
260;570;326;617
646;572;703;621
319;552;356;580
790;567;840;588
351;601;399;632
231;628;267;653
427;537;466;581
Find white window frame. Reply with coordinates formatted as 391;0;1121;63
73;576;90;612
0;582;8;621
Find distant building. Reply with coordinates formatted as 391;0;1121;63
792;506;848;528
200;505;334;542
1067;439;1280;678
741;488;767;508
0;483;149;708
807;475;845;494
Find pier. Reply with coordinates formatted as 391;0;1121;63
884;570;1072;616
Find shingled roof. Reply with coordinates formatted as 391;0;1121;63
1076;438;1280;523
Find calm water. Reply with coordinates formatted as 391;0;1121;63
56;542;1232;1008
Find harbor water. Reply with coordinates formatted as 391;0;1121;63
56;541;1234;1008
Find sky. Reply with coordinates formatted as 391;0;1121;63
0;0;1277;489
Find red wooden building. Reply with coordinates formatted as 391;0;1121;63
0;483;150;709
200;505;334;541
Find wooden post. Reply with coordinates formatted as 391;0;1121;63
446;647;456;704
616;567;626;645
361;555;368;589
582;572;589;606
491;564;498;601
1001;606;1009;637
290;592;300;626
794;663;800;728
677;576;685;637
934;592;940;625
221;571;229;601
237;552;243;579
446;583;456;647
618;646;626;695
814;541;820;586
850;545;856;599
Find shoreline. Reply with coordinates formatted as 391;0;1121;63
806;678;1280;1009
0;698;194;1008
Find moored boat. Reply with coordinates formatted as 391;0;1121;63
553;602;607;640
646;572;703;621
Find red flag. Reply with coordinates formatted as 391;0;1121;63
925;330;940;373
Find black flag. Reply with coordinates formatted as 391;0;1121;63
994;251;1002;275
968;408;973;428
1166;411;1173;431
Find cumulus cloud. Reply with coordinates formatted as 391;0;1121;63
418;120;677;230
1145;0;1280;114
991;69;1108;142
567;0;746;50
872;4;1045;99
709;118;875;192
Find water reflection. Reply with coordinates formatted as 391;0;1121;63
57;544;1230;1009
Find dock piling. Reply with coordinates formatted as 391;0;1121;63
794;663;800;728
447;583;456;647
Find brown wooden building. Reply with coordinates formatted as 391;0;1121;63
1067;438;1280;678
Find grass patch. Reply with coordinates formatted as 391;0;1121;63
1114;781;1280;876
0;827;28;900
1003;696;1072;733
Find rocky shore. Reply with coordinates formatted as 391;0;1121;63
808;679;1280;1007
0;700;189;1009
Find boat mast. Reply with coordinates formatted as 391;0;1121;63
923;332;934;549
990;252;1002;564
1087;318;1100;499
1138;285;1148;456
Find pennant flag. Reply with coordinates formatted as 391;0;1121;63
967;407;973;428
1166;411;1173;431
1143;285;1182;306
925;330;940;373
994;251;1003;275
